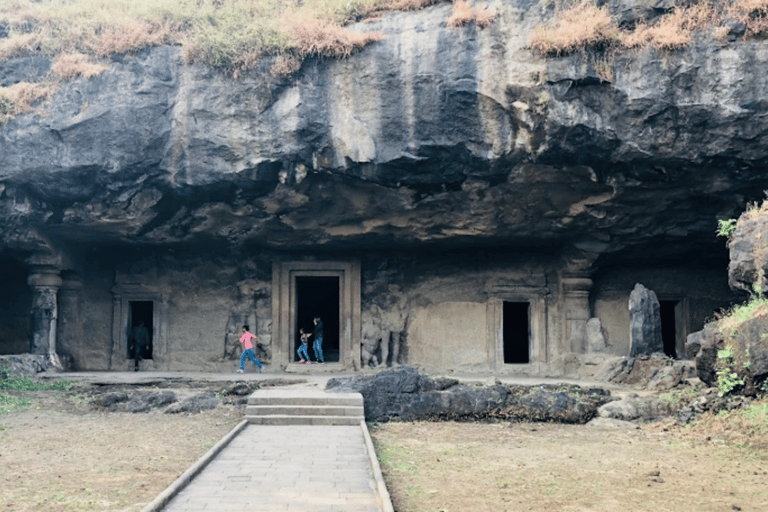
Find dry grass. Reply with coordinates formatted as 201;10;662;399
371;419;768;512
287;16;383;58
446;0;495;29
727;0;768;37
622;2;715;51
0;82;53;124
51;53;108;81
529;0;620;56
0;0;453;79
532;0;768;58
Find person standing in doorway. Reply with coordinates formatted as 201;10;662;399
237;325;263;373
297;328;311;364
132;321;149;372
312;315;325;364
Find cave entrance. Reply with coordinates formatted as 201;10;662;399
659;300;678;358
127;301;153;360
0;258;31;355
503;301;530;364
295;276;340;363
273;260;361;370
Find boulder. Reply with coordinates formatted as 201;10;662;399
91;390;177;413
629;284;662;357
326;366;613;423
687;322;725;387
598;395;677;422
164;392;219;414
604;353;694;391
728;215;768;295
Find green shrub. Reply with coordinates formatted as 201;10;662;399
0;367;73;392
716;218;737;238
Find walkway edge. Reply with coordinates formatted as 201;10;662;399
140;419;248;512
360;420;395;512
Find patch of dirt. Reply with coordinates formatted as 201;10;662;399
370;420;768;512
0;388;242;512
4;383;768;512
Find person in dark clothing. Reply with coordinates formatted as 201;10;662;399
312;315;325;364
132;321;149;372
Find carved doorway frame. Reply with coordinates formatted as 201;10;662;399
272;260;361;371
110;282;168;370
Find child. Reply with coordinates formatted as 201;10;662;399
237;325;263;373
297;328;311;364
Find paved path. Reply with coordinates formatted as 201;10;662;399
160;424;383;512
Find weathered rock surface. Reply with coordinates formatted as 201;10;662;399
629;284;662;357
601;353;695;391
164;392;220;414
686;322;724;386
728;214;768;294
0;0;767;265
690;210;768;394
0;354;53;378
326;366;614;423
676;387;751;425
597;394;677;422
91;390;177;413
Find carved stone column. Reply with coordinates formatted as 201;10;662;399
58;273;83;370
562;275;593;354
27;266;63;368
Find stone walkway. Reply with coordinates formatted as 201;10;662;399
160;424;384;512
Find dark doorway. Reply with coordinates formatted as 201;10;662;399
127;301;153;359
295;276;339;363
0;259;31;355
659;300;678;358
503;301;530;364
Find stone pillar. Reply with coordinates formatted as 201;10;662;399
27;266;63;368
58;273;83;370
629;283;662;357
562;275;593;354
109;294;122;370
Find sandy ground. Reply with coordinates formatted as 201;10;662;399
370;420;768;512
1;385;767;512
0;390;240;512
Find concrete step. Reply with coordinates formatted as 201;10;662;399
284;362;346;374
247;393;362;407
247;415;364;426
245;404;364;417
244;389;365;426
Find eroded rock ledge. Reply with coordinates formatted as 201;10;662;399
327;366;615;423
0;1;767;263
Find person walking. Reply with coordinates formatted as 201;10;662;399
131;321;149;372
297;328;311;364
237;325;263;373
311;315;325;364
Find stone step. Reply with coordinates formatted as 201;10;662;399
244;389;365;426
247;415;364;426
245;404;364;417
284;362;346;374
247;391;362;407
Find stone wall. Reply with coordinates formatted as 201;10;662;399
592;264;738;358
66;247;273;371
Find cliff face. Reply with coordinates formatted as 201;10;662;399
1;0;767;266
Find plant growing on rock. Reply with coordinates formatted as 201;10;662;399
528;1;620;57
446;0;495;29
713;199;768;397
716;345;746;396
